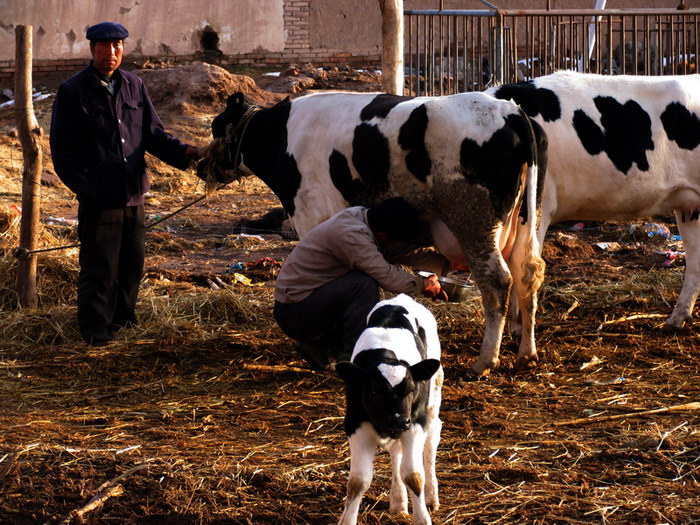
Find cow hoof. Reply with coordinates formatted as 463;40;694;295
515;355;538;371
663;319;689;332
461;368;490;382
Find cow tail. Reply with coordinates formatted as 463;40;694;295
520;109;546;295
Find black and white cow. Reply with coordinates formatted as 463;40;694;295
487;71;700;329
198;90;547;377
335;294;442;525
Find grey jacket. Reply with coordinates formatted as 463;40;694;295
274;206;447;304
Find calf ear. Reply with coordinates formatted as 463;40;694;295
335;362;365;384
410;359;441;382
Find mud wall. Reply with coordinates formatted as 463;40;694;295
0;0;284;61
0;0;687;89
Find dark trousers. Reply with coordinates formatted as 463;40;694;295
77;203;145;343
273;271;380;358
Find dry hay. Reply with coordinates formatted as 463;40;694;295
146;230;208;255
2;273;700;524
2;247;700;523
0;205;79;311
3;202;700;523
3;73;700;521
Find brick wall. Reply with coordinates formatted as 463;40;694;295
0;0;381;92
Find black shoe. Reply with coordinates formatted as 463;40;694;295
86;335;112;347
294;342;331;371
112;317;137;330
84;328;113;347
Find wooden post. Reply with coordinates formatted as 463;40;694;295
14;25;43;309
379;0;404;95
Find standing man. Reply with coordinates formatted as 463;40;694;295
273;197;449;370
50;22;201;346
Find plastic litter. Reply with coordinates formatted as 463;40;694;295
656;250;685;267
595;242;622;252
46;216;78;227
629;222;671;240
227;262;245;272
231;272;263;287
584;377;626;386
235;233;265;242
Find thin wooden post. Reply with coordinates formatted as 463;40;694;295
14;24;43;309
380;0;405;95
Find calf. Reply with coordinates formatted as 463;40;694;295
198;90;547;377
335;294;442;525
488;71;700;329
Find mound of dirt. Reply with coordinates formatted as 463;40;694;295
542;231;596;261
257;64;383;94
135;62;286;116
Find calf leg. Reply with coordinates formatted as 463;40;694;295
666;212;700;328
393;426;431;524
423;368;443;511
339;424;378;525
423;416;441;511
387;440;408;515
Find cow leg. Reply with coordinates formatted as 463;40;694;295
466;250;512;376
507;220;546;370
339;424;378;525
387;440;408;515
667;212;700;328
427;186;510;377
398;426;431;525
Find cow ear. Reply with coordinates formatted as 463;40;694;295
228;92;245;110
335;362;364;384
410;359;441;382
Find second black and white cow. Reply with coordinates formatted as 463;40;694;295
488;71;700;329
198;90;547;377
335;294;442;525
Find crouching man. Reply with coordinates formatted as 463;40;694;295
273;197;448;369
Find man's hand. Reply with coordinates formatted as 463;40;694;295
422;274;448;301
184;145;201;161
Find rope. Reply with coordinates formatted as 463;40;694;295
201;104;260;194
12;193;210;260
227;105;260;170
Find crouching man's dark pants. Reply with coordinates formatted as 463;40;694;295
273;270;379;360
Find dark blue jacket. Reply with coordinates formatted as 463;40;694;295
50;63;192;209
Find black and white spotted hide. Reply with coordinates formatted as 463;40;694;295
198;89;547;378
335;294;443;525
488;71;700;330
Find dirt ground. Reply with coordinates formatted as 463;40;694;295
1;63;699;524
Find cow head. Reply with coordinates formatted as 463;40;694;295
336;355;441;439
196;92;257;185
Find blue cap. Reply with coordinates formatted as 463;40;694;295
86;22;129;42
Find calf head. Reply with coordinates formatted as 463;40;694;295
337;353;440;439
196;92;254;184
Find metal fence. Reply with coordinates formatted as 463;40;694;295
405;6;700;96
